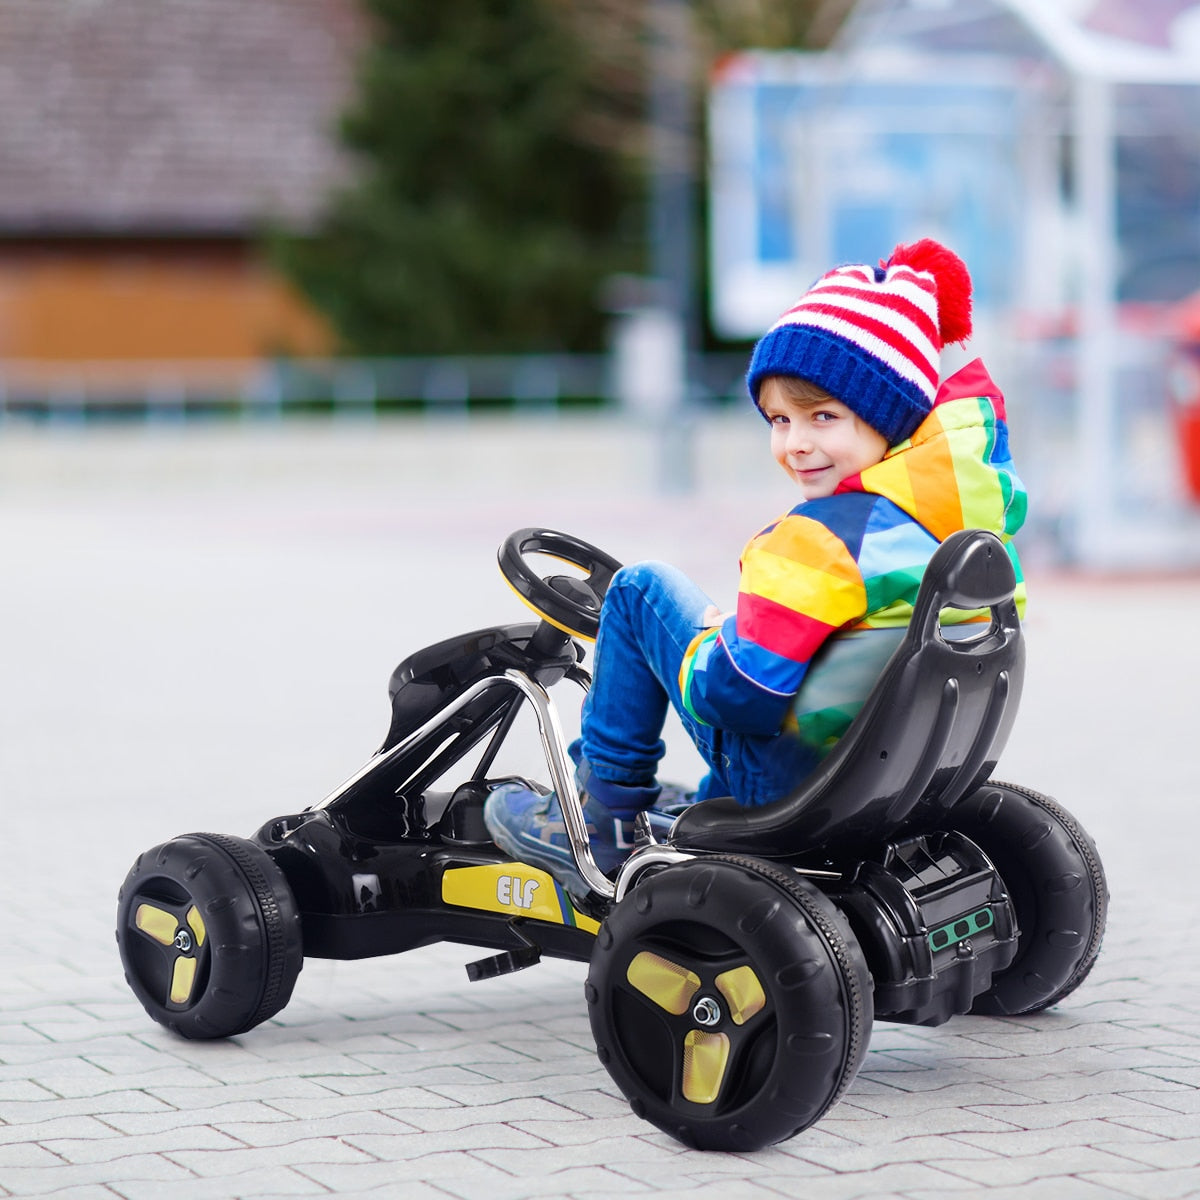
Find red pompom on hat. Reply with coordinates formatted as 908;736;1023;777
747;237;976;444
887;238;973;347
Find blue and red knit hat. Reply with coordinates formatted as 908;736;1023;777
746;238;974;445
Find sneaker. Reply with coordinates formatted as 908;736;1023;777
483;781;647;898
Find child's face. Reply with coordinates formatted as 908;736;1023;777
760;377;890;500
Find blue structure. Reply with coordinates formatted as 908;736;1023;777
708;0;1200;567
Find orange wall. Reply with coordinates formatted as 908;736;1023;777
0;240;334;361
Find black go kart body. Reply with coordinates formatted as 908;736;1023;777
117;527;1108;1152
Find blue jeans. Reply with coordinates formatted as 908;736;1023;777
571;562;820;811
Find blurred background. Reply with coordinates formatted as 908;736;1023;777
4;14;1199;1188
3;0;1200;568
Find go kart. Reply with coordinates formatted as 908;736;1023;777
116;527;1107;1152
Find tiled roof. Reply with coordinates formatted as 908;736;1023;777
0;0;365;235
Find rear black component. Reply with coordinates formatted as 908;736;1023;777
826;830;1018;1025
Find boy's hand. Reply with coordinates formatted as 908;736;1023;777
701;605;730;628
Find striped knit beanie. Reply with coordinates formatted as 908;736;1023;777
746;238;974;445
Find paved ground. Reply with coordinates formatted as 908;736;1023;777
2;413;1199;1200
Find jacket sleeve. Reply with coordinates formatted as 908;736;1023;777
678;514;867;735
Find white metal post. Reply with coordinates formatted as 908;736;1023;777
1072;72;1119;566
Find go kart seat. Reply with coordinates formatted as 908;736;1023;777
669;528;1025;858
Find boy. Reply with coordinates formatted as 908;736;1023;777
484;238;1027;897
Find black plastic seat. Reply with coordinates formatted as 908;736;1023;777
670;528;1025;857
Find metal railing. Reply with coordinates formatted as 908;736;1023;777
0;352;750;420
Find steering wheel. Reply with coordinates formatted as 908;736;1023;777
498;528;622;641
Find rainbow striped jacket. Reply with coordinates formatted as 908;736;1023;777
679;359;1027;738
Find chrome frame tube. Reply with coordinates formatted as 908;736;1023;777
613;844;695;901
312;672;510;811
498;670;615;899
311;668;616;900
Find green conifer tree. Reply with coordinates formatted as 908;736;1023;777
276;0;638;355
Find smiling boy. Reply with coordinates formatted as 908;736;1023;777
485;239;1027;898
761;376;891;500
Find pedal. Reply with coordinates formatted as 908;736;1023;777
465;943;542;982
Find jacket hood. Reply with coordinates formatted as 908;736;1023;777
848;358;1027;542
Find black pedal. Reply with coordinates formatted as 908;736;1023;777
465;943;542;981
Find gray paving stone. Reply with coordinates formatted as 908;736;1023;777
0;1080;57;1105
964;1092;1187;1129
778;1134;1001;1174
164;1138;380;1177
784;1160;975;1194
1077;1168;1200;1200
304;1158;650;1198
259;1087;462;1120
0;1116;117;1148
376;1098;583;1134
0;1141;64;1169
11;1190;128;1200
890;1181;1138;1200
210;1110;417;1148
571;1188;772;1200
614;1148;829;1187
141;1078;346;1108
1101;1138;1200;1171
0;1154;195;1196
0;1092;177;1127
472;1133;672;1175
38;1125;244;1165
949;1118;1170;1156
1122;1087;1200;1115
111;1168;333;1199
817;1105;1019;1143
1111;1113;1200;1140
609;1174;795;1200
840;1080;1050;1116
551;1089;633;1121
98;1100;297;1135
930;1144;1161;1187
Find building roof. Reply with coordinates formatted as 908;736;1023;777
838;0;1200;83
0;0;365;236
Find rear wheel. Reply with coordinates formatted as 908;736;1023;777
947;783;1107;1015
587;855;871;1151
116;833;303;1039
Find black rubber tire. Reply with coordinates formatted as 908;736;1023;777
587;855;872;1151
116;832;304;1039
946;783;1108;1015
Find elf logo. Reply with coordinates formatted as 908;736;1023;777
497;875;540;909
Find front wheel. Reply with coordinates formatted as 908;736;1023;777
116;832;303;1039
946;783;1108;1015
587;855;872;1151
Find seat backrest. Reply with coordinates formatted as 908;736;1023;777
670;529;1024;857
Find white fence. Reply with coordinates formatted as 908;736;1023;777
0;352;750;420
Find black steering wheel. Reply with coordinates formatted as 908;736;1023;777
498;528;622;641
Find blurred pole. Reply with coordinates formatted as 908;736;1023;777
1073;73;1118;566
647;0;696;493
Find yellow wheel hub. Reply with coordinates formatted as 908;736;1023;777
626;949;769;1107
131;900;207;1007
